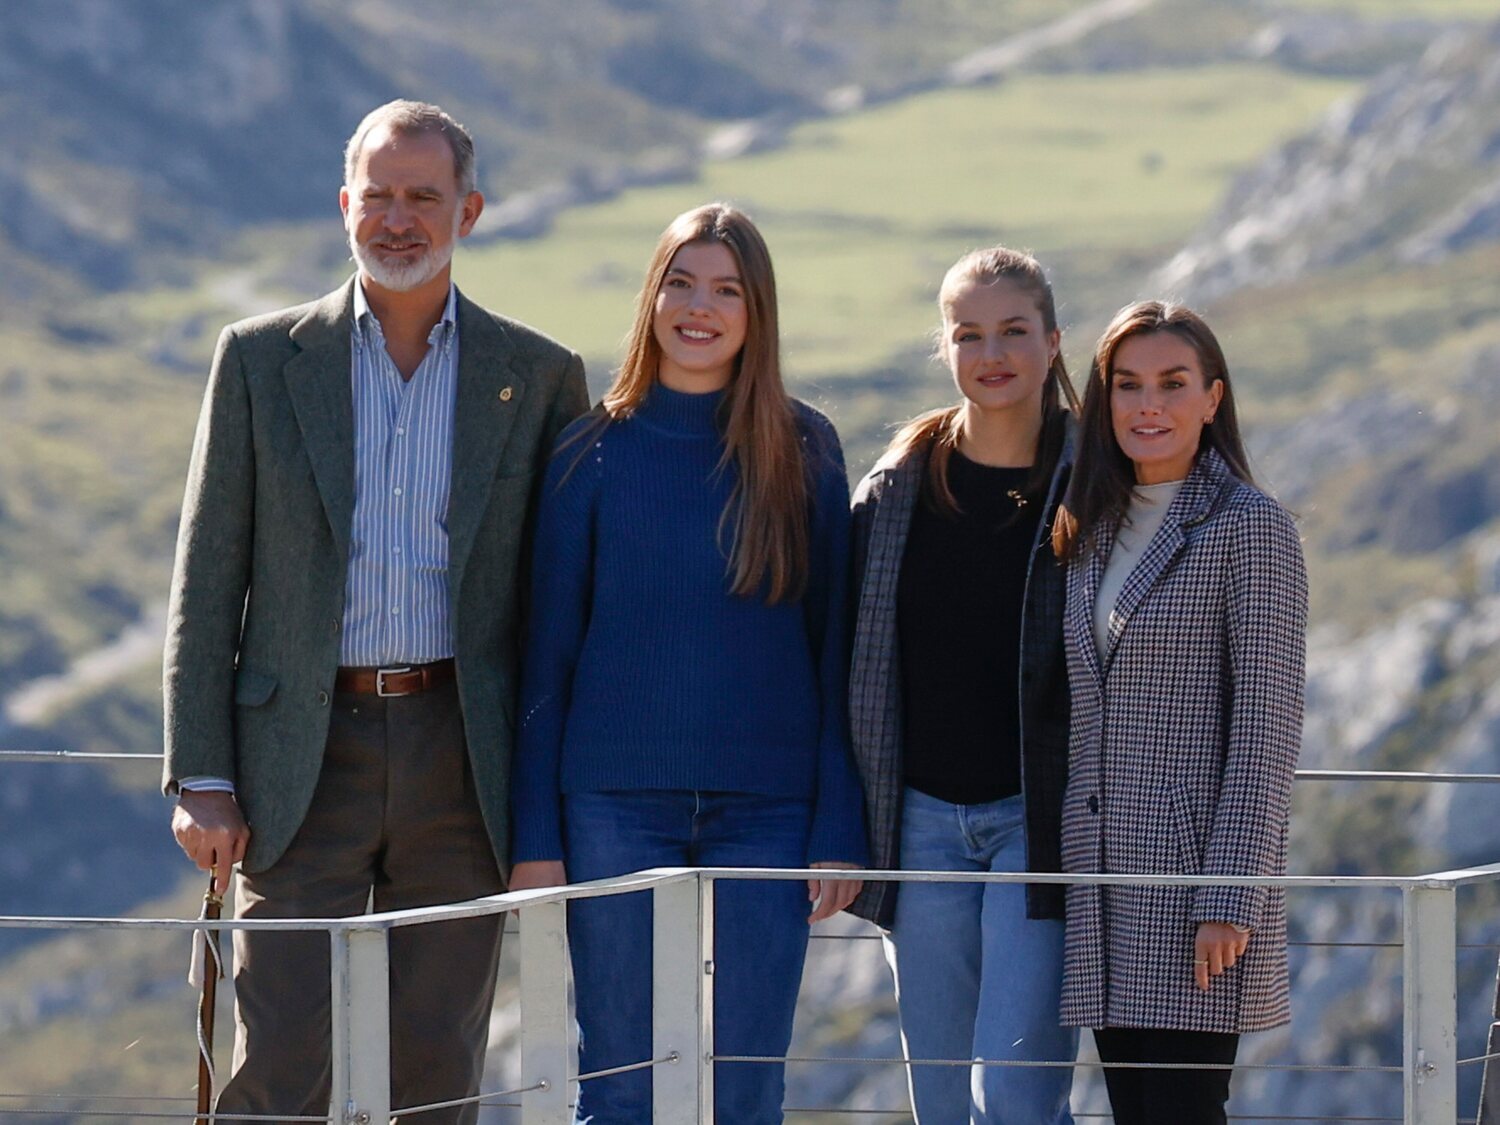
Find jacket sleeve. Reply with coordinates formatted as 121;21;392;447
510;420;599;863
1192;500;1308;929
546;352;591;453
804;424;870;865
162;327;256;794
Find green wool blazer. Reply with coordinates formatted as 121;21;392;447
162;279;589;873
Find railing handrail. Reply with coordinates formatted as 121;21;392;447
0;864;1490;1122
3;860;1500;932
8;749;1500;787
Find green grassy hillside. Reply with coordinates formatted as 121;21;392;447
459;64;1357;400
4;7;1499;1119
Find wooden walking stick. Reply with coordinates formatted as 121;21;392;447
191;871;225;1123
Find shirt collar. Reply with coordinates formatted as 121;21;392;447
353;279;459;350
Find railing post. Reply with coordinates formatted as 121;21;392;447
1404;884;1458;1125
329;925;390;1125
653;873;714;1125
520;900;572;1125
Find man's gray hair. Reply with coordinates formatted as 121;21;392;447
343;100;478;195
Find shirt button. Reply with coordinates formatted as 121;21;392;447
1087;795;1100;814
392;546;401;555
317;691;329;706
396;426;406;436
393;487;403;497
391;606;400;615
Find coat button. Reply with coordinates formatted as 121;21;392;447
1087;795;1099;814
331;619;341;634
317;691;329;706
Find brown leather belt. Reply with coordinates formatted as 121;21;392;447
334;658;456;698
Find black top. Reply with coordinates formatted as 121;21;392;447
897;450;1043;805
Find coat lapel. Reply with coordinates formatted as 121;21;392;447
849;448;924;730
1102;448;1234;669
859;452;923;632
284;281;357;559
446;290;525;584
1070;517;1114;686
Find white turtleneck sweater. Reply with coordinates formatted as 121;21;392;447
1093;479;1185;659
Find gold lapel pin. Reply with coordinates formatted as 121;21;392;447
499;386;513;402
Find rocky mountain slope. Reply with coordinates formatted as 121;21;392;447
1155;17;1500;302
0;0;1074;300
3;4;1500;1122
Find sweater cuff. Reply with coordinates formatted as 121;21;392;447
807;806;870;867
511;811;566;866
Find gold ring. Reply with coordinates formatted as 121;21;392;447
1193;958;1209;965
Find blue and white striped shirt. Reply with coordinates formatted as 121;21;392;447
341;281;460;666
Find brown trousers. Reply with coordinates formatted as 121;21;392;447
218;681;504;1124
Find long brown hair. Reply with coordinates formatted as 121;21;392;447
883;246;1079;515
1052;300;1256;558
594;202;810;603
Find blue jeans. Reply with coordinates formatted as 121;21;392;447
884;788;1077;1125
563;790;814;1124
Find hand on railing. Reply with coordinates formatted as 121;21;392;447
1193;920;1251;992
509;860;568;892
172;790;250;896
807;862;863;923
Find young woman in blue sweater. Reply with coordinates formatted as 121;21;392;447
509;202;868;1124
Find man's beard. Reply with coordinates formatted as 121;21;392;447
348;211;462;292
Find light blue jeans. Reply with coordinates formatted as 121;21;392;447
883;788;1077;1125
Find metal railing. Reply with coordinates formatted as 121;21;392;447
3;863;1498;1123
2;751;1499;1124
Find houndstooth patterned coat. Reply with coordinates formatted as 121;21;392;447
1059;448;1307;1034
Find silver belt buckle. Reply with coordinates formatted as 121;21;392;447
376;666;414;698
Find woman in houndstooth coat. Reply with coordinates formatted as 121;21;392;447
1052;301;1308;1125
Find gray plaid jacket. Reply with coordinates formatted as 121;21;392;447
846;419;1075;928
1059;448;1308;1033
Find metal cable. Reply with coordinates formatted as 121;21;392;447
804;936;1410;954
0;1104;193;1110
574;1054;679;1083
717;1054;1402;1073
0;1111;329;1122
782;1114;1406;1122
392;1081;545;1116
0;751;163;762
0;1114;207;1121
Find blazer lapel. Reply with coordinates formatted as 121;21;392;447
284;281;357;559
1103;512;1186;666
849;449;924;732
446;290;524;583
1102;448;1234;668
1069;517;1114;686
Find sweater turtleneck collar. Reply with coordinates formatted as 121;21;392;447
637;383;726;436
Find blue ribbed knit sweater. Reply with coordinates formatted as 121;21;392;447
510;385;868;867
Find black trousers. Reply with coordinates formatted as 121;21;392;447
1093;1027;1240;1125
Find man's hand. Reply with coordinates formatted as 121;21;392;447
1193;921;1251;991
508;860;567;892
172;790;250;896
807;862;863;924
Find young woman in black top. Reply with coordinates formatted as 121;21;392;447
848;247;1080;1124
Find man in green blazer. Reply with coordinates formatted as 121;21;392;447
163;100;588;1122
